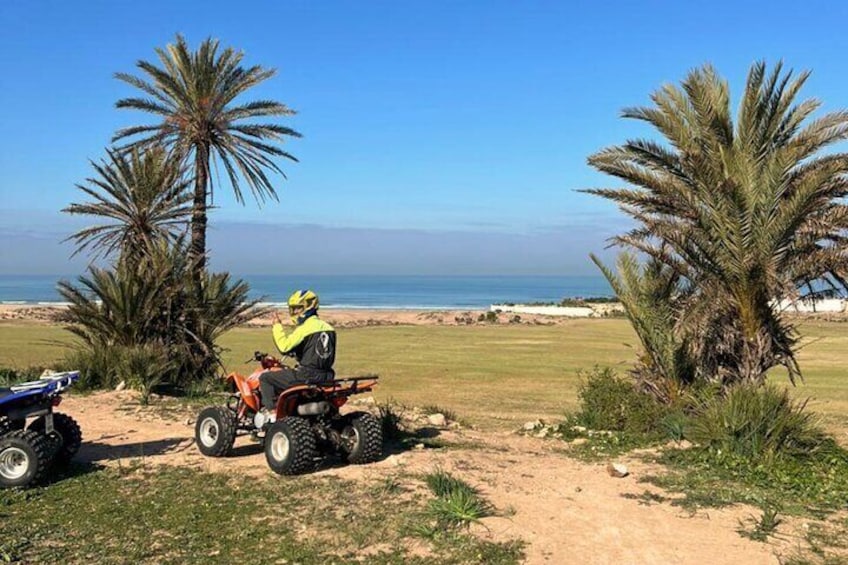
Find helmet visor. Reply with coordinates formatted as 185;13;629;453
288;305;305;318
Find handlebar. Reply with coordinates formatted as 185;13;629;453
248;351;288;370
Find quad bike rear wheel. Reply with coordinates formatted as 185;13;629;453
28;413;83;466
0;430;52;488
340;411;383;465
264;417;317;475
195;406;237;457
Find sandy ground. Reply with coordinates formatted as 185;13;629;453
0;303;612;327
3;303;844;327
60;391;799;565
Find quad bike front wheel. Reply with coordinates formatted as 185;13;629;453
264;417;317;475
0;430;52;488
28;413;83;466
195;406;237;457
340;411;383;465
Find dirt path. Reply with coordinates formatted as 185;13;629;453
64;392;785;564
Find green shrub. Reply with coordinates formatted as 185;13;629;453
0;367;55;387
422;469;491;529
117;344;174;404
377;400;408;442
687;383;826;463
575;367;669;434
62;346;119;390
424;468;477;499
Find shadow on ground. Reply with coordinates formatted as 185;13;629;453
79;437;192;463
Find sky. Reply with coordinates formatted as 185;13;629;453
1;0;847;275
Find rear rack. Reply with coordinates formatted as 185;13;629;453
324;375;379;393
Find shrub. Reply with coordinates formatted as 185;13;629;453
422;469;492;529
575;367;669;434
377;400;407;442
0;367;57;387
117;344;174;404
687;383;826;463
61;345;120;390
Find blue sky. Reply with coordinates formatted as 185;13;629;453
1;0;847;274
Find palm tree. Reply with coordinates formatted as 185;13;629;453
64;146;191;262
112;34;301;275
591;252;695;403
586;62;848;385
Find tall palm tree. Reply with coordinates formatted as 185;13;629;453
64;146;191;262
586;62;848;385
112;34;301;275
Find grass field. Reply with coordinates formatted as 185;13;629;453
2;318;846;431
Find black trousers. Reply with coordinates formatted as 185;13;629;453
258;367;305;410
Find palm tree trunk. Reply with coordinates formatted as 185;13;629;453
190;144;210;278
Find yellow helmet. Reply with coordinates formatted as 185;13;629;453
287;289;319;324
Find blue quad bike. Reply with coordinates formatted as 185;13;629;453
0;371;82;488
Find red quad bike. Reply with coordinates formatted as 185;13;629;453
194;352;383;475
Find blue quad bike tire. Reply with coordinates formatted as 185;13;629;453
0;430;53;488
28;413;83;466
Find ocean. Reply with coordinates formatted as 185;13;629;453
0;274;612;309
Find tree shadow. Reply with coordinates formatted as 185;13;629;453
78;437;192;464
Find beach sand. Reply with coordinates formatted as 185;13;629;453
0;304;617;327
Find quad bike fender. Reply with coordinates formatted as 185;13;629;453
275;385;315;418
226;372;261;412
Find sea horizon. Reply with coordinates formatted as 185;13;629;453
0;274;613;309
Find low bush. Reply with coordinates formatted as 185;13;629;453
0;367;55;387
377;400;408;441
574;367;669;434
116;344;174;404
687;383;826;463
422;469;492;529
61;346;118;390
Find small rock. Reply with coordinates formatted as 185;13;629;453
385;454;407;467
427;413;447;427
40;369;58;377
184;418;194;426
115;380;127;392
361;396;376;405
606;462;629;478
535;427;550;438
413;443;425;450
570;438;588;446
570;425;587;433
523;420;542;431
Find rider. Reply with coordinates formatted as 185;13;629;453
259;289;337;421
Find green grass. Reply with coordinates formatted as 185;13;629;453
419;469;494;535
2;318;847;431
642;438;848;516
0;464;522;564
